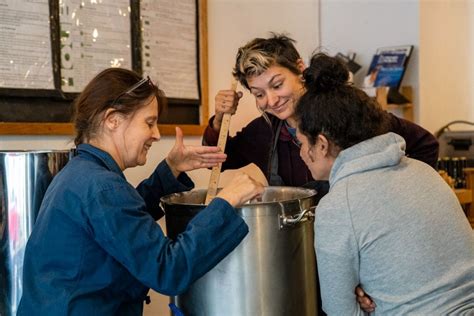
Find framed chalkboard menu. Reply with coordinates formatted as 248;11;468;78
0;0;208;136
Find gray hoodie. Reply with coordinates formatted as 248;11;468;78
315;132;474;315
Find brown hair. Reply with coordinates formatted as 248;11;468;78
72;68;165;145
233;33;302;90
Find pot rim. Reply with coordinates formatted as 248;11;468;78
160;186;317;207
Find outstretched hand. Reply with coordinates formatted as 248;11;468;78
166;127;227;177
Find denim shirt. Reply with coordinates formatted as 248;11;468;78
18;144;248;316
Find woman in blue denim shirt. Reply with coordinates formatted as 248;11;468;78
18;68;264;316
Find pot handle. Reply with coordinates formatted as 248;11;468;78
280;206;316;228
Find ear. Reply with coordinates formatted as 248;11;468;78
296;58;306;74
103;109;123;131
316;134;330;157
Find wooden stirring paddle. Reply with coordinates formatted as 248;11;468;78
205;80;237;204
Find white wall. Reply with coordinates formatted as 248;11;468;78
419;0;474;133
320;0;474;134
320;0;420;122
208;0;320;136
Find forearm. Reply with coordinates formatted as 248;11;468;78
149;198;248;295
136;160;194;220
202;116;220;146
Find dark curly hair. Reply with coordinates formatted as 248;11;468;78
296;53;390;150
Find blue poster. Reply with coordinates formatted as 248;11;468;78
364;46;413;89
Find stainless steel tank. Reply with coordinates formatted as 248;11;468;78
0;150;71;316
161;187;319;316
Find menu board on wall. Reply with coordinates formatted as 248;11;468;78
0;0;54;90
59;0;132;93
0;0;205;131
141;0;199;100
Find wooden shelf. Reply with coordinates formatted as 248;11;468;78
0;122;74;135
0;122;206;136
455;188;472;205
442;168;474;228
376;86;414;122
463;168;474;228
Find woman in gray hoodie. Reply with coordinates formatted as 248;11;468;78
295;53;474;315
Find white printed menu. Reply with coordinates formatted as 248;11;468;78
59;0;132;93
141;0;199;99
0;0;200;97
0;0;54;89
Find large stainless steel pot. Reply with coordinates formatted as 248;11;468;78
161;186;319;316
0;150;71;316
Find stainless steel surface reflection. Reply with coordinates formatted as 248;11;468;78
0;150;71;316
162;187;319;316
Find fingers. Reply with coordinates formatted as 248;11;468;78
180;146;227;170
355;286;376;312
183;156;226;170
217;173;265;207
360;300;376;313
191;152;226;168
215;90;241;114
236;173;265;203
199;153;227;160
192;145;223;154
358;299;375;313
174;126;184;148
188;146;226;166
197;154;227;166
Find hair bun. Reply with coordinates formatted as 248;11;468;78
303;53;349;92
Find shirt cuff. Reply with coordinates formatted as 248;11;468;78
157;159;194;193
205;197;247;229
203;116;220;146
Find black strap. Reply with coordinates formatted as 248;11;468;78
269;120;285;186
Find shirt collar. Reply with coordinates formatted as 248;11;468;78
76;143;125;179
279;122;293;141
